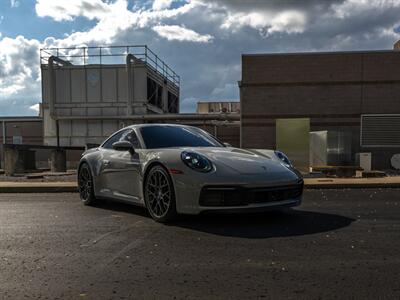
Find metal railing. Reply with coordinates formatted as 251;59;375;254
40;45;180;86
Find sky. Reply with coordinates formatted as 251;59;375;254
0;0;399;116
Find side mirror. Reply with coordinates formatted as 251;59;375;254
223;142;232;147
112;141;135;153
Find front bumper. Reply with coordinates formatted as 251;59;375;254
174;176;303;214
199;182;303;207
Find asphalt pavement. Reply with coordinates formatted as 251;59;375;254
0;190;399;299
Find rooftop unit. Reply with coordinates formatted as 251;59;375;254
197;101;240;114
40;46;180;146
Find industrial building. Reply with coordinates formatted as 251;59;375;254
240;43;400;170
3;43;400;173
40;46;180;147
0;117;43;169
1;46;240;173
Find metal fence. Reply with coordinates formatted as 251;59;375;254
40;45;180;86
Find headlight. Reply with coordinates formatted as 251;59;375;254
181;151;213;172
274;150;293;168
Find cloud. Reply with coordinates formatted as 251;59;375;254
332;0;400;18
180;97;197;112
36;0;200;46
0;36;40;98
211;83;239;100
221;10;307;36
35;0;112;21
153;24;213;42
10;0;19;8
29;103;40;113
153;0;173;11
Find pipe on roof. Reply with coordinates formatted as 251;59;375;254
53;113;240;122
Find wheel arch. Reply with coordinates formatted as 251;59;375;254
77;159;97;194
143;161;168;189
142;161;177;201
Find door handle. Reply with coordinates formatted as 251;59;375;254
103;160;110;166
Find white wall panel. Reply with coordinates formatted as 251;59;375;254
102;68;117;102
71;69;86;102
117;68;128;102
88;120;102;137
86;68;101;102
55;69;71;103
72;120;87;137
102;121;118;136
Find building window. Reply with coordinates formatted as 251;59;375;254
147;77;163;109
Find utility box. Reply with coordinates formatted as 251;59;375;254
310;131;352;167
356;153;372;172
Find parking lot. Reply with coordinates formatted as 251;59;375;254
0;189;399;299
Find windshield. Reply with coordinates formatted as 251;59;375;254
140;125;223;149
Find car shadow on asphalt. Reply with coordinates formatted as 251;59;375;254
92;199;149;218
92;200;355;239
169;209;355;239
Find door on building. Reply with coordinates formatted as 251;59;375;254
276;118;310;172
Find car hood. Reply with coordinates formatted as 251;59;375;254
183;147;294;176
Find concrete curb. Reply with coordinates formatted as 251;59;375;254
1;179;400;193
304;177;400;189
0;183;77;193
0;186;77;193
304;183;400;189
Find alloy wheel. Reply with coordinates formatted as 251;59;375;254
145;169;171;218
79;166;93;202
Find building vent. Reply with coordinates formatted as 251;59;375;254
361;115;400;147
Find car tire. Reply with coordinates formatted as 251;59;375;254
144;165;177;223
78;163;96;206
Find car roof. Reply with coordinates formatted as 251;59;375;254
126;123;194;130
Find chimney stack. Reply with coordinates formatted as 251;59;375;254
394;40;400;50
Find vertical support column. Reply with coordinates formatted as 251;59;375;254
56;120;60;147
126;54;134;116
238;81;243;148
4;146;19;176
4;146;36;175
50;149;66;172
48;57;56;118
1;121;6;169
2;120;5;144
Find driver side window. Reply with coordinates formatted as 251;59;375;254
102;129;141;150
122;130;141;149
102;130;128;150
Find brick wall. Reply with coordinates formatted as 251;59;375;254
240;50;400;169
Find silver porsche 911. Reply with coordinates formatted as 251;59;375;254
77;124;303;222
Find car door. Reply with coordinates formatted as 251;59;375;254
98;129;142;202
